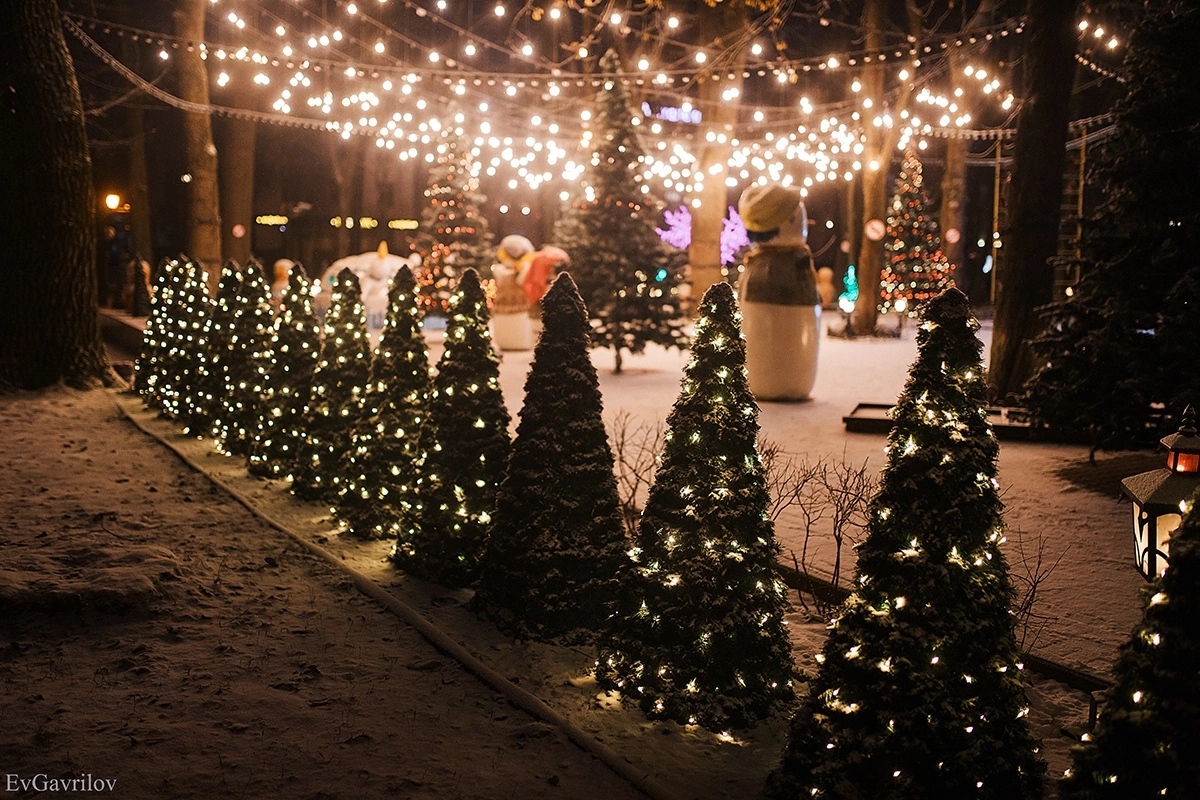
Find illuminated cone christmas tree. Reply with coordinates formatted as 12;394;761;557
1060;488;1200;799
475;272;627;643
194;261;243;435
595;281;794;730
767;288;1043;800
291;269;371;501
552;49;688;373
247;265;322;478
335;266;431;539
173;258;215;434
416;132;493;316
216;260;274;456
879;150;954;316
135;256;186;413
394;268;510;587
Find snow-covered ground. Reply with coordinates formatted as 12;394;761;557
1;311;1154;798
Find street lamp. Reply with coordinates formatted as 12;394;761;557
1122;406;1200;579
104;193;121;210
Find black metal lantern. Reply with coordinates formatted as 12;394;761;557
1121;406;1200;580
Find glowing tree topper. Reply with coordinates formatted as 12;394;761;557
335;265;431;539
767;287;1043;800
394;268;510;587
475;272;628;643
596;281;794;731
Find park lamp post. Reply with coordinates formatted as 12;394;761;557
1122;406;1200;580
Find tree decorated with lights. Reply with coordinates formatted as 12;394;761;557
215;260;275;456
767;288;1043;800
247;265;322;478
172;258;216;435
879;150;954;316
553;49;688;373
475;272;627;643
394;268;510;587
1060;487;1200;799
290;268;371;501
135;256;186;413
193;261;242;435
1024;0;1200;449
595;281;794;730
335;266;431;539
416;132;493;316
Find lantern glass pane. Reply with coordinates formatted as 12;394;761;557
1168;451;1200;473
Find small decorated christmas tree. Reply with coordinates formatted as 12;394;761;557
880;150;954;316
394;268;510;587
1060;484;1200;799
335;266;431;539
290;268;371;501
767;288;1043;800
194;261;243;436
135;256;185;413
596;281;794;730
215;260;274;456
475;272;627;643
173;258;215;434
553;49;688;373
416;132;494;316
247;265;322;478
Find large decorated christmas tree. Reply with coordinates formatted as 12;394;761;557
475;272;627;643
1024;0;1200;449
1060;482;1200;799
552;49;688;373
596;281;794;731
416;132;493;316
247;265;322;478
215;261;274;456
767;288;1043;800
879;149;954;316
335;265;431;539
394;268;510;588
290;268;372;501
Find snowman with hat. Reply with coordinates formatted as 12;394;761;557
736;183;821;401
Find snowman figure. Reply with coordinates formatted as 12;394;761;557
736;183;821;401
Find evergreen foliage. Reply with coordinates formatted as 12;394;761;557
173;258;215;435
1024;0;1200;449
394;268;510;587
596;281;794;730
767;288;1043;800
215;261;274;456
880;150;954;315
195;261;243;435
335;266;431;539
475;272;627;643
135;256;185;413
1060;489;1200;799
247;265;322;478
416;132;493;316
291;268;371;500
552;49;688;373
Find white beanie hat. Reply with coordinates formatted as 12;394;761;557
738;184;803;233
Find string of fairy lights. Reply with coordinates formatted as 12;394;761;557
72;3;1127;210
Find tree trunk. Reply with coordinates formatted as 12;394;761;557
118;23;154;266
988;0;1079;403
0;0;110;389
173;0;221;275
216;101;257;267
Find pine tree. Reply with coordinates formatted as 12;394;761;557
416;132;494;317
135;256;185;412
880;150;954;316
335;266;431;539
1060;486;1200;799
394;268;510;588
291;268;372;501
1157;268;1200;422
247;265;322;478
194;261;242;436
215;260;274;456
595;281;794;730
1024;1;1200;449
173;258;215;435
552;49;688;374
767;288;1043;800
475;272;628;643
